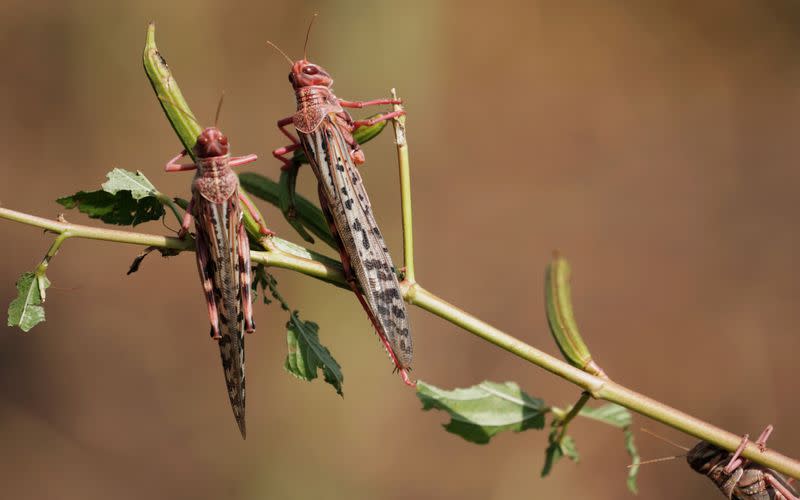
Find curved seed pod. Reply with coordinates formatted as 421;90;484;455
544;255;606;378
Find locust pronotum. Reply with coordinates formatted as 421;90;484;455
164;95;273;438
269;17;414;386
638;427;798;499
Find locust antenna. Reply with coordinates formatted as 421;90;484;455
628;455;685;468
640;428;690;452
266;41;294;65
214;91;225;128
303;13;318;61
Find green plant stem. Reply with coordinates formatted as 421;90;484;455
553;391;591;442
390;89;416;284
5;207;799;478
405;284;800;478
152;191;184;224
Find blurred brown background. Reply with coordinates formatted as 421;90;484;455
2;1;800;499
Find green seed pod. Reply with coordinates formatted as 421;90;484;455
545;255;606;378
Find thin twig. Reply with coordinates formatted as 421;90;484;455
3;205;799;478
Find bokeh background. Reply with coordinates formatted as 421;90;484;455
2;1;800;499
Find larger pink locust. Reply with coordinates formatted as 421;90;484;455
270;30;414;386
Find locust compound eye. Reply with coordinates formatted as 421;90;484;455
302;65;319;76
219;135;228;146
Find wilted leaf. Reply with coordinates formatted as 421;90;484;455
127;246;182;275
542;426;579;477
417;380;546;444
7;272;50;332
624;428;640;494
284;313;343;396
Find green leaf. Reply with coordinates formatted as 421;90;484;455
416;380;546;444
624;428;640;494
278;167;316;244
7;272;50;332
239;172;337;250
100;168;159;199
57;169;165;226
284;313;344;396
578;403;639;493
578;403;632;429
58;190;165;226
542;426;579;477
252;266;344;395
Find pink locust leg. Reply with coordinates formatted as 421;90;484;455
165;150;197;172
339;98;403;108
236;215;255;333
351;110;406;128
277;116;299;144
724;425;774;474
764;474;800;500
273;143;300;171
177;198;194;239
196;229;221;340
229;154;258;167
237;191;274;236
272;116;302;171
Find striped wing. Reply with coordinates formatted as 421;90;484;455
193;190;247;437
299;116;413;369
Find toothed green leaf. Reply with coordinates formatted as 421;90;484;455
57;169;165;226
579;403;632;429
624;428;640;494
284;313;343;396
7;272;50;332
417;380;546;444
542;426;579;477
100;168;159;199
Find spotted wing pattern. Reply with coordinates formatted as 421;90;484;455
192;188;247;438
298;115;413;369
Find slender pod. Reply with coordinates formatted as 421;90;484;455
270;23;414;385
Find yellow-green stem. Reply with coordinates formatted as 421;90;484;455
390;89;415;285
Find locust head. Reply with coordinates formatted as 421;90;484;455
193;127;229;158
686;441;728;475
289;60;333;89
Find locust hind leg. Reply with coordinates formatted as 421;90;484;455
195;230;221;339
236;211;255;333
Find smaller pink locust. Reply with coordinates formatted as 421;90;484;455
687;426;798;500
638;427;798;499
165;98;272;438
269;18;414;386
